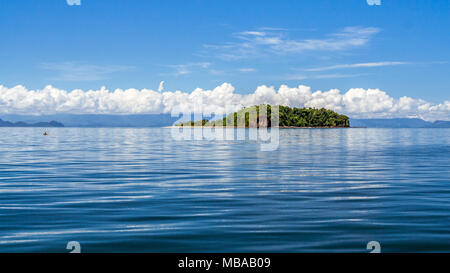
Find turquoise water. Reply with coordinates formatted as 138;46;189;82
0;128;449;252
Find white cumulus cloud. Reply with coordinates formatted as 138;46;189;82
0;83;448;121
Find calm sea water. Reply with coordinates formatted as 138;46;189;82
0;128;449;253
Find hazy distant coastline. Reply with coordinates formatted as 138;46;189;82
0;118;64;127
1;114;449;128
350;118;450;128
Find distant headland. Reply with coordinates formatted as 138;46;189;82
0;118;64;127
176;105;350;128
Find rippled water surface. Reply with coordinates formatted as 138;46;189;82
0;128;449;252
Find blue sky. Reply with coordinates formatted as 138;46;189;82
0;0;449;118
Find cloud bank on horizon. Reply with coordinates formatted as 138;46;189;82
0;83;449;121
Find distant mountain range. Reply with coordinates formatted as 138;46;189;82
350;118;450;128
0;114;179;127
1;114;449;128
0;118;64;127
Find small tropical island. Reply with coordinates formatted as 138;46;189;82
176;105;350;128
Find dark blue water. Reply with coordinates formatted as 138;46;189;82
0;128;449;253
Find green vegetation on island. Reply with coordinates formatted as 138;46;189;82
176;105;350;128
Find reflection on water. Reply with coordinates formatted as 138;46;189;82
0;128;449;252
